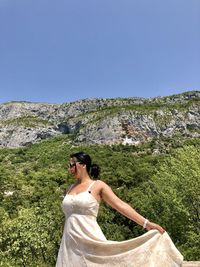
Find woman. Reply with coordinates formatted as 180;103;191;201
56;151;183;267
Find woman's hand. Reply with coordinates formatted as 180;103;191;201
146;221;166;234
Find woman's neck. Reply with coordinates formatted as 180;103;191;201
77;175;92;184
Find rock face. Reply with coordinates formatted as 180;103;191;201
75;113;156;144
0;91;199;148
0;126;59;148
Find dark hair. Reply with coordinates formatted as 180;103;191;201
70;151;100;178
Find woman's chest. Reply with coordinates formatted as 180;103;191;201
62;192;99;215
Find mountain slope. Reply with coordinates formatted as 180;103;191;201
0;90;199;148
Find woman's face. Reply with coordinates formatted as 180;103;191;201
68;158;84;179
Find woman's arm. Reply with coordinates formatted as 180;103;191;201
100;181;165;234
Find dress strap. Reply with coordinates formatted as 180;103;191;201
66;184;74;194
87;181;96;192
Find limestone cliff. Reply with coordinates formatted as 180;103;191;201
0;91;199;148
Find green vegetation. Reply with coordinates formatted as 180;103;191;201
0;116;54;128
0;135;199;266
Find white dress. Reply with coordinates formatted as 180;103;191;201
56;181;183;267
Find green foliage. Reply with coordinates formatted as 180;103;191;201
138;145;200;260
0;136;199;266
0;205;63;267
0;116;53;128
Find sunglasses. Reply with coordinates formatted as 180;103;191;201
69;162;76;168
69;161;84;168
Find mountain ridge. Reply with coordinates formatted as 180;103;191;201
2;90;199;105
0;90;199;148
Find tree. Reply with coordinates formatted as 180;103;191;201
147;145;200;260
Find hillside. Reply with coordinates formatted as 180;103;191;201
0;90;199;148
0;91;200;266
0;136;200;266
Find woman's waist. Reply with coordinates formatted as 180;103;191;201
64;210;98;219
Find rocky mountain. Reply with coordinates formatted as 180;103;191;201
0;91;199;148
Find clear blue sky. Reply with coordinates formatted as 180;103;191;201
0;0;199;104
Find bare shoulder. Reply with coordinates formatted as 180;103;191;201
95;180;113;195
93;180;112;202
95;180;110;190
95;180;123;207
